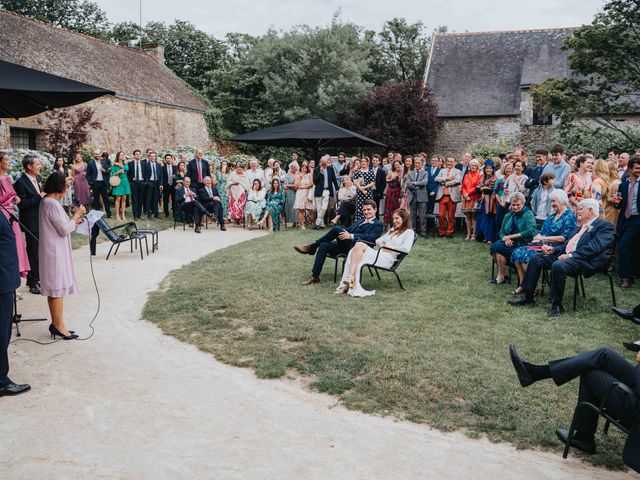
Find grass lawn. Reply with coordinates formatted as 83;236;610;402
142;228;639;470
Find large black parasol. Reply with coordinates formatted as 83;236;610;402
0;59;115;119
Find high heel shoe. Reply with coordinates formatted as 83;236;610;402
343;276;355;289
48;324;78;340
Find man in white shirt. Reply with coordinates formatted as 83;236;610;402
245;158;265;187
127;149;147;220
87;149;112;218
542;144;571;189
176;177;207;233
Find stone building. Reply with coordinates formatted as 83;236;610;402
423;28;640;157
0;10;209;153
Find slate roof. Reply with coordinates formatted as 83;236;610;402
425;28;574;117
0;10;207;112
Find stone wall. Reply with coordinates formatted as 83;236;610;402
0;95;211;153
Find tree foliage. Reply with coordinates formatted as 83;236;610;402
341;80;440;154
43;106;101;160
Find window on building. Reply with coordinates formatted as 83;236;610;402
533;112;553;126
10;128;37;150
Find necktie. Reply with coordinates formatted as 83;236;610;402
565;224;589;254
136;162;141;181
32;177;41;194
207;187;212;198
625;180;635;219
197;161;202;183
168;165;173;185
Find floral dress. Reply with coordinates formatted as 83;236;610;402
510;208;576;264
266;189;286;231
564;172;593;213
384;176;401;224
353;168;374;221
216;171;229;219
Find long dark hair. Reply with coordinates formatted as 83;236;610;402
271;177;281;193
390;208;411;236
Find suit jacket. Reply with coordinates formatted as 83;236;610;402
406;168;428;203
198;186;221;204
372;167;386;197
313;165;339;197
127;160;148;183
187;159;209;184
623;366;640;473
162;163;177;188
426;166;441;197
551;218;615;272
434;168;462;202
615;178;640;230
13;174;42;231
524;164;546;191
0;213;20;295
346;218;384;243
144;162;164;185
175;185;198;208
86;159;110;186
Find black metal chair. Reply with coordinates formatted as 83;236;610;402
562;381;633;459
358;232;418;290
490;256;514;284
328;251;348;283
94;218;148;260
137;227;159;252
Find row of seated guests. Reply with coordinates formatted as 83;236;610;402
174;176;226;233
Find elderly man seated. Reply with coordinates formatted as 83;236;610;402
175;177;208;233
509;198;615;316
197;176;226;231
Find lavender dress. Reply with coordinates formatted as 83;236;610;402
38;197;77;297
73;163;91;205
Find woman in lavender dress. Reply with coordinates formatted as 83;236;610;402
71;152;91;208
39;171;85;340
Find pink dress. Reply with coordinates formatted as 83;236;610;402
0;175;30;277
38;197;77;297
73;163;91;205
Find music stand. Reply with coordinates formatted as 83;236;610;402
13;292;47;337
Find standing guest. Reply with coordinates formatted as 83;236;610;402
294;200;384;285
565;155;594;213
524;149;549;192
530;172;557;224
53;157;73;214
489;192;537;285
216;160;230;222
0;210;30;396
174;161;187;187
337;208;414;297
86;149;112;217
461;159;482;240
400;155;414;209
426;156;442;215
197;176;226;230
13;154;44;294
406;155;429;237
284;161;299;227
511;190;575;292
331;176;357;226
504;160;529;204
272;160;285;184
494;162;514;234
591;159;612;220
245;158;265;187
70;152;91;208
175;177;207;233
260;178;286;231
475;161;498;243
110;152;131;221
604;160;622;228
187;149;209;191
161;154;177;219
333;152;347;183
263;158;275;187
384;160;403;224
352;156;375;223
455;152;472;177
127;149;147;220
294;163;314;229
345;158;361;180
227;162;250;225
39;171;85;340
619;152;630;180
0;152;30;278
313;155;339;228
144;151;163;219
371;154;386;216
543;144;571;189
245;179;266;228
435;157;462;237
614;155;640;288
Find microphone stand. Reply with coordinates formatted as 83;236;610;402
0;201;48;336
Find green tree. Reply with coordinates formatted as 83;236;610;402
0;0;111;38
532;0;640;147
110;21;143;46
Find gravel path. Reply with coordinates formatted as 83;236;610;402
1;227;634;479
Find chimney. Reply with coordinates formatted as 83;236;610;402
141;43;165;65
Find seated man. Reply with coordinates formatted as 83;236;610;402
198;176;226;231
175;177;208;233
508;198;614;316
613;303;640;325
294;199;384;285
509;344;639;474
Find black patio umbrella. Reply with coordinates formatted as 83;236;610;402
0;59;115;119
228;117;386;154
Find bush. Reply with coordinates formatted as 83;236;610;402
556;126;640;157
469;139;514;160
4;148;54;181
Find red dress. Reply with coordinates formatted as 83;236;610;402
0;175;30;277
384;176;401;223
461;171;482;212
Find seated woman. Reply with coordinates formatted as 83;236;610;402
244;179;266;228
510;189;576;292
336;208;414;297
259;178;285;231
489;192;537;285
331;176;357;226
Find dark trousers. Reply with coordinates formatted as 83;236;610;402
130;180;147;218
23;222;38;287
163;184;176;216
336;201;355;226
91;182;111;216
0;292;13;387
202;199;224;225
618;215;640;279
180;201;206;226
145;181;160;216
549;348;638;436
311;226;354;278
410;199;427;236
374;191;383;218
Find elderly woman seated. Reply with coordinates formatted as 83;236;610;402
489;192;538;285
510;189;576;293
336;208;414;297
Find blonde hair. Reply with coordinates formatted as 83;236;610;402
607;159;619;183
593;159;611;188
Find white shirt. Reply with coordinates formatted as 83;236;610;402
166;164;173;185
184;187;193;203
536;188;550;220
95;160;103;181
134;161;142;181
149;162;156;181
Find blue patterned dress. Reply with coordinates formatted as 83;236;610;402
510;208;576;264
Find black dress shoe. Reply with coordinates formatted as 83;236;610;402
509;344;534;387
548;304;565;317
555;428;596;454
623;341;640;352
194;226;201;233
508;296;533;306
220;225;226;231
29;285;41;295
612;307;635;320
0;381;31;397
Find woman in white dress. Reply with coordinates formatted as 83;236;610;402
337;208;414;297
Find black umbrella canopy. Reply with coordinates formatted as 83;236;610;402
229;117;386;149
0;59;115;119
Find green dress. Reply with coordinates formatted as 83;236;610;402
111;163;131;196
216;171;229;219
266;189;285;231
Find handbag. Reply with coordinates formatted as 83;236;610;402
109;176;121;187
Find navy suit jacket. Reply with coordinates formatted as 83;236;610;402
144;162;164;184
615;178;640;230
187;159;209;184
551;218;614;272
13;174;42;231
86;159;110;186
347;218;384;243
313;165;339;197
0;213;20;295
127;160;148;183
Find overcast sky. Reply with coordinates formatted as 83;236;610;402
97;0;606;38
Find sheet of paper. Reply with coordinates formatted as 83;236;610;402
75;209;105;236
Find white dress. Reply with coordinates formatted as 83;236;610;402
339;229;415;297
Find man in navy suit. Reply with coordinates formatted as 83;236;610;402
144;151;163;218
0;213;30;397
161;153;177;218
371;154;386;217
426;155;442;214
509;198;614;316
615;155;640;288
294;200;384;285
187;149;209;191
86;149;112;218
127;149;147;220
197;176;226;231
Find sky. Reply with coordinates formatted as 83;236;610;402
97;0;607;38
